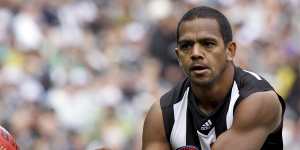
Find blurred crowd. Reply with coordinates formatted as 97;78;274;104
0;0;299;149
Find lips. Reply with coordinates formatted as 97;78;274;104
190;64;209;71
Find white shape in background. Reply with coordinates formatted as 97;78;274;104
19;77;44;102
13;9;43;50
147;0;172;21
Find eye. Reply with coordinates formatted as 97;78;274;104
178;41;194;51
202;41;216;49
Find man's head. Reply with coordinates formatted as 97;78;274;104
176;6;232;46
175;6;236;86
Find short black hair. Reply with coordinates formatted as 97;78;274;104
177;6;233;46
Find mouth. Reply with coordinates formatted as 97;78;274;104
190;65;209;74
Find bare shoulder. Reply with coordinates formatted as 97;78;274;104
233;90;282;132
142;101;170;150
212;91;283;149
143;101;164;132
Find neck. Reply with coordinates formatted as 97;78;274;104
191;64;235;112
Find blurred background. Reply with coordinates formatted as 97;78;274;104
0;0;299;149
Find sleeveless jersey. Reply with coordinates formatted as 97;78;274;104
160;66;285;150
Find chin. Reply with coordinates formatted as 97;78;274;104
191;77;215;86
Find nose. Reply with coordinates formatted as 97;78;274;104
191;43;204;60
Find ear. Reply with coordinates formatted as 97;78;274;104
225;42;236;61
175;47;182;66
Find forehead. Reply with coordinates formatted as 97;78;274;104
178;18;222;41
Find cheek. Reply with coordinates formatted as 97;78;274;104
182;62;190;72
208;53;226;69
179;58;190;73
178;54;189;65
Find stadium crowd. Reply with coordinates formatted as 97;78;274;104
0;0;299;149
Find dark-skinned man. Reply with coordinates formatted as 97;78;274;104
142;6;285;150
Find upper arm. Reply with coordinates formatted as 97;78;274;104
212;91;282;150
142;101;170;150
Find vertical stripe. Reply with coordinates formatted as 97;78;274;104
170;87;190;149
197;127;216;150
226;81;240;129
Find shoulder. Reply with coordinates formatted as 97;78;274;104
233;90;282;132
234;67;276;98
211;91;284;150
160;77;190;108
142;101;170;149
144;101;163;129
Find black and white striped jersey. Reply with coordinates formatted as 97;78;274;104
160;66;285;150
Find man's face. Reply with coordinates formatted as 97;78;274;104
176;18;233;86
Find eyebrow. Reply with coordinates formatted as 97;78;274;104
178;37;218;44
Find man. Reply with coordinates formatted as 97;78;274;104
142;6;285;150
